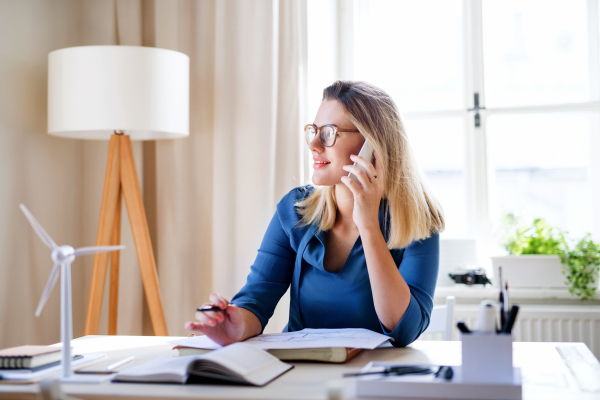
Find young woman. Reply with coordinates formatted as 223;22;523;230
186;80;444;347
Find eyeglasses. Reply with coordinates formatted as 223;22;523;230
304;124;360;147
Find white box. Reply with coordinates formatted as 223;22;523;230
461;332;514;384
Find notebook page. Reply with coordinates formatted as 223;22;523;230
114;355;196;383
170;335;222;350
198;343;279;377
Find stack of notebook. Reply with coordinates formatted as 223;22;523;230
0;346;64;370
0;346;71;370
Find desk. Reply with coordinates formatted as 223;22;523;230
1;335;598;400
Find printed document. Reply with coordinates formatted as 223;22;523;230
170;328;391;351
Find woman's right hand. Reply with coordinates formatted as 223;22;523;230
185;293;246;346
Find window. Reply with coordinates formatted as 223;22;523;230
306;0;600;256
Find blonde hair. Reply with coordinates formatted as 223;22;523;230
296;80;445;249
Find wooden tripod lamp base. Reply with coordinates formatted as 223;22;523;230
84;133;168;336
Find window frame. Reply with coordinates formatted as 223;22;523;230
310;0;600;251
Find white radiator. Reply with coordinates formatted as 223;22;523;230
419;305;600;360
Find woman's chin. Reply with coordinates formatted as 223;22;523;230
311;174;341;187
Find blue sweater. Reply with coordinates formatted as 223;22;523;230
231;186;439;347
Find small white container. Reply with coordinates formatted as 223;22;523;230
461;332;515;384
491;255;565;288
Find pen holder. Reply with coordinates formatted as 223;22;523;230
461;332;515;384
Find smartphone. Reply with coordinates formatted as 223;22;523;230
348;140;375;185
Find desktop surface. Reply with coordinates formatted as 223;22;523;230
0;335;597;400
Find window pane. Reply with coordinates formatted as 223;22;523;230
482;0;590;107
487;113;594;238
307;0;338;120
355;0;464;112
404;117;466;238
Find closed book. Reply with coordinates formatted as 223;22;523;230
0;346;62;369
116;343;292;386
174;345;363;363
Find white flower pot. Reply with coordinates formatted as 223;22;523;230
491;255;567;288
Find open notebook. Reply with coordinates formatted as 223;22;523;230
115;343;292;386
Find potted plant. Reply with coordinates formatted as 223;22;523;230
560;234;600;301
492;215;600;301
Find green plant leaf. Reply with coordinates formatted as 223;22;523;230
498;215;599;301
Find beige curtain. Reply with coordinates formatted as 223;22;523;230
0;0;304;349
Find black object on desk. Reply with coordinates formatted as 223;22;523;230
501;305;519;334
456;321;471;334
344;365;453;381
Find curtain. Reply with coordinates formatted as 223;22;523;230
152;0;304;335
0;0;305;349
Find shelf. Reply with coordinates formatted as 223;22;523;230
434;285;600;305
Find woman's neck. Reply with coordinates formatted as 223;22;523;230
333;183;356;229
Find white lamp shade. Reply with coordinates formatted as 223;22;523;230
48;45;189;140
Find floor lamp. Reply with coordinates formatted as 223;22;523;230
48;45;190;336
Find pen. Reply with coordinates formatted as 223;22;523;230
75;356;135;375
106;356;135;372
343;366;435;378
197;304;230;312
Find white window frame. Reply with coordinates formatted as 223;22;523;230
320;0;600;252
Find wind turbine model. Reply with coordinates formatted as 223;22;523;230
20;204;124;380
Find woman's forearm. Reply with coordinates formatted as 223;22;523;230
360;227;411;331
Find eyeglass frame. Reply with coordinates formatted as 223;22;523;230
304;124;361;147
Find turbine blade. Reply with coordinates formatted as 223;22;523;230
73;245;125;257
35;263;60;317
19;204;57;250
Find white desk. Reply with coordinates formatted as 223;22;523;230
1;335;598;400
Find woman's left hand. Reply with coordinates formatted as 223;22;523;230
341;153;384;233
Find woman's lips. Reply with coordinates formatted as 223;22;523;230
313;159;330;169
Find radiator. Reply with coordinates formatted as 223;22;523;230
419;305;600;360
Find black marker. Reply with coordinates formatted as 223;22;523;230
501;305;519;334
456;321;471;334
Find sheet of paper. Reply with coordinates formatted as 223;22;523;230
170;335;222;350
170;328;391;351
245;328;391;350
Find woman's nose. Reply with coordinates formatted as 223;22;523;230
308;134;324;153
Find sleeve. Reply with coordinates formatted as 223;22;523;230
230;206;297;332
378;233;440;347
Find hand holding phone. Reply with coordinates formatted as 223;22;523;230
348;140;375;184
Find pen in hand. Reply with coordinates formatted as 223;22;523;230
197;304;231;312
